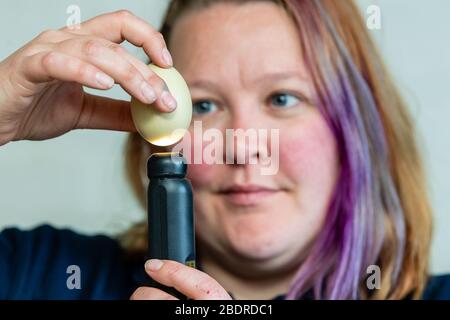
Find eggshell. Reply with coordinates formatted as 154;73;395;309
131;64;192;146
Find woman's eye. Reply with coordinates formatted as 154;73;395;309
270;93;301;108
192;100;218;115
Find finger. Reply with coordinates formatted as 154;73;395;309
104;42;178;112
144;259;232;300
130;287;179;300
67;10;172;68
56;38;176;111
21;51;114;90
76;93;136;132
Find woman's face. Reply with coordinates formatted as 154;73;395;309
169;2;339;273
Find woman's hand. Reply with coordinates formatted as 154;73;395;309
130;259;233;300
0;10;177;146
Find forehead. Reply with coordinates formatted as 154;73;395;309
169;2;306;84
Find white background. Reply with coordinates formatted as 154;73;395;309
0;0;448;274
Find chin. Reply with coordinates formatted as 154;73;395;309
227;231;291;261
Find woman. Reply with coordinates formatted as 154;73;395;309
0;0;448;300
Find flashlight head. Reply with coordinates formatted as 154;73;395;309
147;152;187;178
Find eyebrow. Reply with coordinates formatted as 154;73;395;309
254;71;309;84
188;71;309;91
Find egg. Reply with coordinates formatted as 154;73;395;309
130;64;192;146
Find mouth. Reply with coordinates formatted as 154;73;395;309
218;184;280;206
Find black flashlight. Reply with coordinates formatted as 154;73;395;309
147;152;196;299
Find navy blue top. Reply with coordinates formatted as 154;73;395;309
0;225;449;300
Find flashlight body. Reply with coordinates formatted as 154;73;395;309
148;176;195;266
147;153;195;299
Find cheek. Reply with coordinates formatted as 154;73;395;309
187;163;216;188
279;116;338;185
180;128;218;188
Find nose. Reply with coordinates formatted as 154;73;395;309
223;114;264;165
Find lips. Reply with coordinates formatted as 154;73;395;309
219;184;280;206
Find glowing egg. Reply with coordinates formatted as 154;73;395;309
130;64;192;146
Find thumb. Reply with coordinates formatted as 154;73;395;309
77;93;137;132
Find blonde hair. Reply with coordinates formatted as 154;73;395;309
121;0;432;299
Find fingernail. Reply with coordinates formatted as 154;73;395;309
95;72;114;88
162;48;173;66
141;82;157;104
161;91;177;111
145;259;163;271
